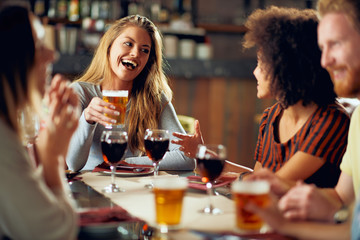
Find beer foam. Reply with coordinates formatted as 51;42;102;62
102;90;128;97
231;180;270;194
153;177;188;190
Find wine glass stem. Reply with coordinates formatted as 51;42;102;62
110;165;116;186
206;182;214;211
153;161;160;177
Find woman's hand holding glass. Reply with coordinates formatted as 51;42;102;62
84;97;120;126
84;89;129;129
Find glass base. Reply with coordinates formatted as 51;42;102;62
157;223;183;233
234;224;270;234
105;124;125;129
102;184;125;193
144;182;154;189
198;206;222;215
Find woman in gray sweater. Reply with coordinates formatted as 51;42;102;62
66;15;195;171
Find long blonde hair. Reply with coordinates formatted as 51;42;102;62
75;15;172;153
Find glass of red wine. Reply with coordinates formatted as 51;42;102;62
101;129;128;193
144;129;170;187
196;144;227;215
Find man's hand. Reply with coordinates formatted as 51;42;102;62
246;168;292;197
278;181;341;221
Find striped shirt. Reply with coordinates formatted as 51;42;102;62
254;102;350;188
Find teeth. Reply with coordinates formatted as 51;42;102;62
122;59;138;69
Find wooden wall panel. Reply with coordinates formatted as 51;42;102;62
223;78;243;164
192;78;211;141
208;78;226;143
170;76;273;168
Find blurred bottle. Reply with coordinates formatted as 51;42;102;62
56;0;68;18
99;0;110;19
68;0;80;22
48;0;56;18
80;0;91;18
34;0;45;16
91;1;100;19
128;2;138;16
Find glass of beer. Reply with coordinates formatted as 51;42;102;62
231;180;270;232
102;90;128;129
196;144;226;215
101;129;128;193
153;177;188;232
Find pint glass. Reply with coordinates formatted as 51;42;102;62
102;90;128;129
231;180;270;232
153;177;188;229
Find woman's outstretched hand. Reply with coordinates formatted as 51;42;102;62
172;120;204;158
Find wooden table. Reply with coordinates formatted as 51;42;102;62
69;171;292;240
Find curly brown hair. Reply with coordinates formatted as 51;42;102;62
243;6;337;108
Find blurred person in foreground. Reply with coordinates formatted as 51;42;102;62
0;5;79;240
66;15;195;172
247;0;360;239
173;6;349;191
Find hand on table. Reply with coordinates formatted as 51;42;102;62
246;191;349;240
278;181;339;221
84;96;120;127
172;120;204;158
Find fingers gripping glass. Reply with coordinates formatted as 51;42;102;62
102;90;128;129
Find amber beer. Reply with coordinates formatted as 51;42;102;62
153;177;188;226
102;90;128;128
231;181;270;231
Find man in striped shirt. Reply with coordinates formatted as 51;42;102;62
275;0;360;223
246;0;360;239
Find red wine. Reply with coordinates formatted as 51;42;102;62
101;142;127;165
144;139;169;162
196;158;225;183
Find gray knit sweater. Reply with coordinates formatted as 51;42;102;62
66;82;195;171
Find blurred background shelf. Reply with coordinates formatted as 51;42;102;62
53;54;257;79
197;23;248;33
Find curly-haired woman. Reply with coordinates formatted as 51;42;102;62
173;7;350;195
